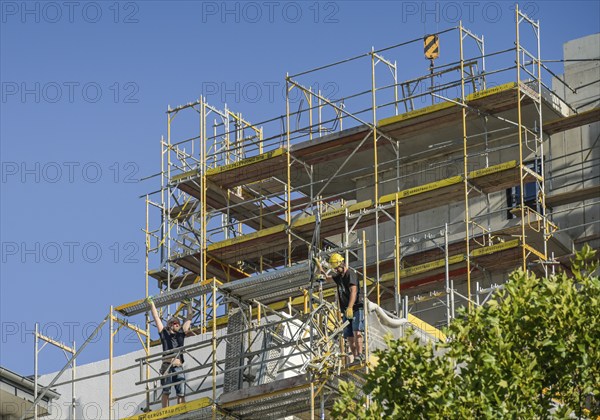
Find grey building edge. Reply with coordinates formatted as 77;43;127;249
0;367;60;420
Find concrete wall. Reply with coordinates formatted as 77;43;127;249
550;33;600;250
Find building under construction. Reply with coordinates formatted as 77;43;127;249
23;10;599;420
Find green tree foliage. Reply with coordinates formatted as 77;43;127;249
332;245;600;419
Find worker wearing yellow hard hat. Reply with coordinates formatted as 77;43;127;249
321;252;365;364
328;253;344;269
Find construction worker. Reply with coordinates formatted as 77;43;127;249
321;253;365;364
147;296;193;408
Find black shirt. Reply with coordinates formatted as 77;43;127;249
332;269;363;311
159;329;186;362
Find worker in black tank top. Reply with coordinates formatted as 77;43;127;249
148;296;193;408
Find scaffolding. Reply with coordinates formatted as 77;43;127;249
28;8;600;420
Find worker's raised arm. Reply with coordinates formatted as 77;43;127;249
315;258;334;282
182;300;193;333
321;268;335;282
320;266;333;281
147;297;164;333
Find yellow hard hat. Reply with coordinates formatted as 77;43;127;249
328;253;344;268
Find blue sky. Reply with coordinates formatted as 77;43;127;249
1;1;599;375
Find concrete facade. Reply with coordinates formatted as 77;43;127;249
549;33;600;250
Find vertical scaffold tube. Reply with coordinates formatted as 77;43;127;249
286;75;292;267
34;323;38;420
109;307;114;420
362;231;370;374
395;194;401;316
212;278;217;419
459;22;472;311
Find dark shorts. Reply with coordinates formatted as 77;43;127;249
160;362;185;397
342;307;364;338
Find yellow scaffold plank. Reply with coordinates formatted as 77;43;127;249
376;238;522;286
207;224;286;252
379;176;463;204
379;101;455;126
407;313;447;342
172;148;286;188
378;82;517;127
206;148;285;177
400;254;466;278
122;397;211;420
523;243;547;261
219;374;313;408
171;168;198;183
468;160;517;178
378;161;521;207
471;239;520;257
465;82;517;101
292;199;373;228
203;200;372;261
379;254;466;284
